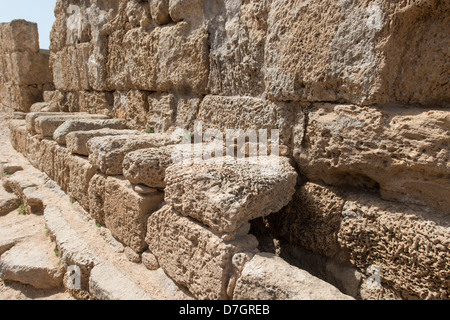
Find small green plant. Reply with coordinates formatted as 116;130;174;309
96;222;101;228
145;128;155;134
18;204;26;215
181;133;193;140
70;198;77;204
3;172;11;176
54;248;60;257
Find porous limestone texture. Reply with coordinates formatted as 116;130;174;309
0;20;53;112
164;157;298;233
233;253;353;300
122;145;174;188
146;205;258;300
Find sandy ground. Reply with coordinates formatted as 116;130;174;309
0;109;74;300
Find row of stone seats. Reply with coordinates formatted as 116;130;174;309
8;111;352;300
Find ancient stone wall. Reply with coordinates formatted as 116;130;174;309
4;0;448;300
0;20;54;112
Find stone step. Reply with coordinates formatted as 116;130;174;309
164;156;298;234
53;119;128;144
123;145;174;188
87;134;179;175
66;129;141;156
35;114;110;138
0;187;20;216
0;233;64;289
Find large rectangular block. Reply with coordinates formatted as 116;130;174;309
294;103;450;214
107;23;209;95
265;0;449;106
104;176;164;253
67;155;96;211
0;20;39;54
146;205;258;300
66;129;140;156
87;134;178;175
8;119;27;154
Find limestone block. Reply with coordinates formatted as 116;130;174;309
337;193;450;300
0;82;43;112
150;0;171;25
0;20;39;53
26;112;70;135
204;0;268;96
87;134;178;175
267;183;345;259
107;23;209;95
197;95;295;146
34;113;110;138
0;235;64;289
78;91;114;115
104;176;164;253
295;103;450;214
265;0;450;106
67;155;96;211
66;129;140;156
123;146;174;188
53;119;127;144
233;253;353;300
8;119;27;154
165;156;297;233
88;173;108;225
146;205;258;300
0;188;20;216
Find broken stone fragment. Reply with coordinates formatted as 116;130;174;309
164;156;298;233
0;163;23;175
53;119;128;144
141;250;159;271
233;253;353;300
146;205;258;300
87;134;179;175
0;188;20;216
123;145;174;188
66;129;141;156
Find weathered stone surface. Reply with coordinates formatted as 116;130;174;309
204;0;268;97
53;118;127;144
78;91;114;115
67;155;96;211
0;20;39;53
267;183;345;259
107;23;209;95
337;193;450;300
26;112;70;134
87;173;108;225
22;186;46;215
35;113;110;138
197;95;295;146
87;134;178;175
89;261;151;300
295;104;450;214
0;188;20;216
0;235;64;289
123;146;174;188
141;250;159;271
265;0;450;107
8;119;27;154
146;205;258;300
0;163;23;176
165;157;297;233
104;176;164;253
233;253;352;300
66;129;140;156
124;246;141;263
30;102;51;112
0;83;45;112
150;0;171;25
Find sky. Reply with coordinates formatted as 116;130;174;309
0;0;57;49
